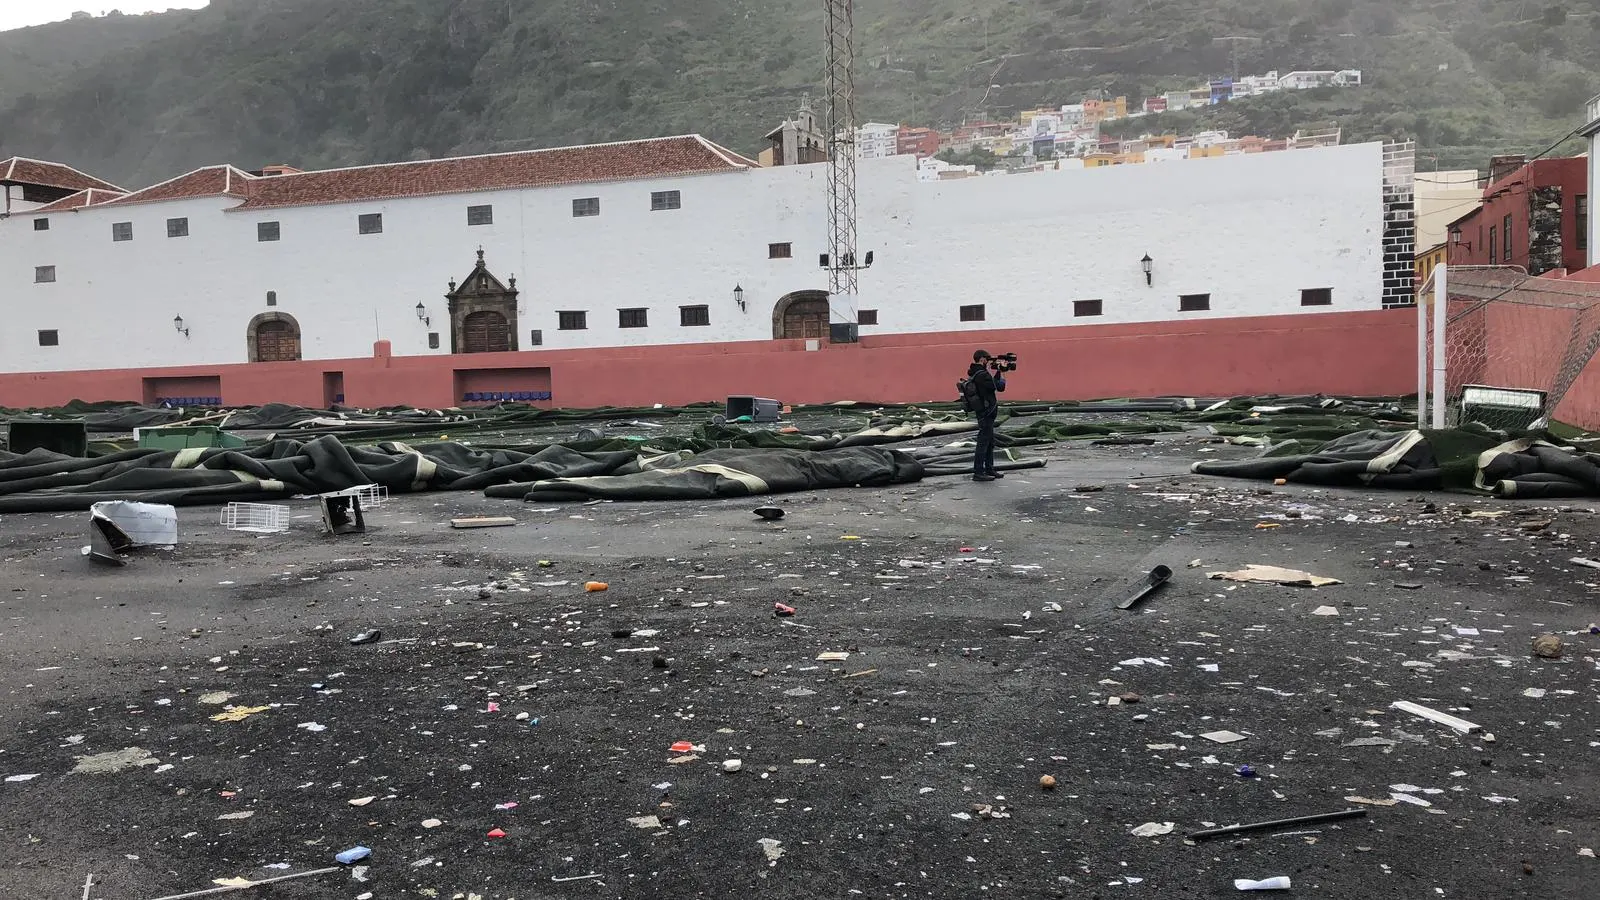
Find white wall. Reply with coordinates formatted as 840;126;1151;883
0;142;1386;374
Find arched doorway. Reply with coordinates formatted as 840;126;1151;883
461;310;511;353
246;312;302;362
772;290;830;340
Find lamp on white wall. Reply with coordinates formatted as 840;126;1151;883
734;284;746;312
1141;254;1154;287
415;302;430;327
173;315;189;338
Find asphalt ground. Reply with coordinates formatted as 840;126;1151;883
1;432;1597;899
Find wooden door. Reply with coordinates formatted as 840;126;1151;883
255;320;301;362
462;311;510;353
781;297;829;340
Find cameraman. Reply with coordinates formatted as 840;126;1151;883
968;349;1007;481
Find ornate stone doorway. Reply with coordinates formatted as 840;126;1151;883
447;249;520;354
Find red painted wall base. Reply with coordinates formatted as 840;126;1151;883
1;310;1422;415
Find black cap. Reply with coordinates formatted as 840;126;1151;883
973;349;991;362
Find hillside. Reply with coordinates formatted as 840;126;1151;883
0;0;1594;188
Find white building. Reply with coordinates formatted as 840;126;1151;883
0;137;1408;408
856;123;900;159
1059;104;1086;129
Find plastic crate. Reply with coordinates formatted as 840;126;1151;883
220;502;290;534
137;426;247;451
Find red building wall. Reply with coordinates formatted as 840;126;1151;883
896;128;941;158
1448;157;1588;275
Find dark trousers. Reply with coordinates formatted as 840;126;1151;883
974;414;997;474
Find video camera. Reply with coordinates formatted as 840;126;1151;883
988;352;1019;373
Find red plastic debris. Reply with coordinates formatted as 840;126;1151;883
774;602;796;617
959;547;974;553
669;741;695;753
487;828;507;838
486;702;500;713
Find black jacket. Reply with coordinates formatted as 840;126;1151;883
967;362;1005;418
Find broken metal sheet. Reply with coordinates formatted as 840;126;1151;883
85;501;178;565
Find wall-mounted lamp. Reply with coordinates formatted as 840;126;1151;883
734;283;746;312
173;314;189;338
415;301;430;327
1140;253;1154;287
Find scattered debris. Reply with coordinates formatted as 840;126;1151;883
1532;634;1564;659
722;759;743;774
757;837;785;864
146;867;340;900
584;582;609;592
1131;822;1175;837
1209;565;1341;587
1312;605;1339;616
450;516;517;529
217;811;255;821
773;602;796;617
4;774;40;783
348;630;382;646
210;705;271;723
71;747;158;775
1200;730;1248;744
348;796;375;807
754;506;785;520
1039;775;1057;790
85;501;178;566
1344;796;1399;807
816;652;850;662
335;847;371;864
1391;700;1482;734
1234;876;1292;891
626;815;663;830
1190;809;1366;841
1116;564;1172;611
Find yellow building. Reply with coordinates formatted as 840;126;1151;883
1188;145;1225;159
1083;152;1116;167
1416;242;1448;289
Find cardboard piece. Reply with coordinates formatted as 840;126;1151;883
86;501;178;566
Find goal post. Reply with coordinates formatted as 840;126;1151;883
1419;265;1600;431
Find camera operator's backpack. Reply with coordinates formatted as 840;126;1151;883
957;376;980;413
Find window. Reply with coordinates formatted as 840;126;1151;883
32;218;48;231
34;265;55;283
680;305;710;327
959;304;985;322
112;221;133;242
529;329;543;346
467;204;494;226
166;217;189;238
266;290;277;307
650;190;682;211
1300;288;1333;306
1579;195;1589;251
1503;213;1513;262
37;330;58;347
558;311;587;331
857;309;878;325
572;197;600;217
769;242;793;259
1073;299;1103;317
258;221;281;242
619;308;649;328
358;213;383;235
1489;226;1497;264
1179;293;1210;311
428;332;440;349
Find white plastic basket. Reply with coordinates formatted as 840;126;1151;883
220;502;290;534
352;484;389;507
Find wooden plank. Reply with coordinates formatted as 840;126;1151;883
450;516;518;529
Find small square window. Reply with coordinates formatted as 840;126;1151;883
112;221;133;242
1179;293;1210;311
857;309;879;325
680;305;710;327
166;217;189;238
529;329;543;346
572;197;600;217
619;308;649;328
358;213;383;235
558;311;587;331
467;204;494;226
34;265;56;283
1300;288;1333;306
266;290;277;307
769;242;793;259
258;221;281;242
1073;299;1103;317
428;332;440;349
32;218;48;231
959;304;985;322
38;329;58;347
650;190;682;211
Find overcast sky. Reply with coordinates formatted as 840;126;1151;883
0;1;209;32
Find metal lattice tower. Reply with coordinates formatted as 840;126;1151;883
824;0;859;333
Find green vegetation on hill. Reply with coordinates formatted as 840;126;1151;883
0;0;1593;188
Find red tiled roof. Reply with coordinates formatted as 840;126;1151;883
0;157;124;193
98;165;254;207
231;135;757;210
31;188;128;212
